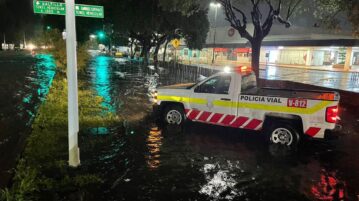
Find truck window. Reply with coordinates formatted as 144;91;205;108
194;76;231;94
241;72;257;94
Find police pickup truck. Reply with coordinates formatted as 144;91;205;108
152;66;340;146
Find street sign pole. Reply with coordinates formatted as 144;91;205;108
34;0;104;167
66;0;80;167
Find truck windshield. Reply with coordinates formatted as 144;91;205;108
241;72;257;94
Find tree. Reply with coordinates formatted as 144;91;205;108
108;0;160;63
182;9;210;50
158;0;208;64
108;0;209;65
313;0;359;37
159;0;200;15
218;0;302;82
32;29;89;72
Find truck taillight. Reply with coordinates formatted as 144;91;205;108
326;106;338;123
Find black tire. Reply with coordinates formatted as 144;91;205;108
267;122;300;147
162;104;186;125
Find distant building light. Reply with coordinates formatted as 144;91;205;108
62;30;67;40
210;2;221;8
27;43;36;50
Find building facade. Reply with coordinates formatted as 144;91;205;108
162;25;359;71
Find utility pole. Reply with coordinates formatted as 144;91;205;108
210;3;221;64
24;32;27;49
65;0;80;167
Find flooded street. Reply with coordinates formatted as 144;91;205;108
0;52;56;187
83;55;359;201
262;66;359;92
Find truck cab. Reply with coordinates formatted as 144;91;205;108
152;67;340;147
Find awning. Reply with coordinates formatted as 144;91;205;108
234;48;251;53
214;48;229;52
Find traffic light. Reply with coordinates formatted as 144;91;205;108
46;26;51;30
97;31;105;39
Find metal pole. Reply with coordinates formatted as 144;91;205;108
174;48;177;68
24;33;27;49
211;6;218;64
65;0;80;167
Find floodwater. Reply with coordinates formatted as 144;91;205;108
261;66;359;92
0;52;56;187
83;56;359;201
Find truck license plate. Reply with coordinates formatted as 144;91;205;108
287;98;307;108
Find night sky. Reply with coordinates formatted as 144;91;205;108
0;0;38;43
0;0;351;44
0;0;103;43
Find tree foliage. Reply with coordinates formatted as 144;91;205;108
159;0;200;15
32;29;90;73
182;9;210;50
106;0;209;63
314;0;359;37
218;0;302;80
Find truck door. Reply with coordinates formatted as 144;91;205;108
188;74;234;125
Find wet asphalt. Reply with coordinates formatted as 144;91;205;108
261;66;359;93
0;52;56;187
83;56;359;201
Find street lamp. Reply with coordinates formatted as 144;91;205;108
210;2;221;64
90;34;97;40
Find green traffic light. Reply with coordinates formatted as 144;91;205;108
46;26;51;30
98;31;105;39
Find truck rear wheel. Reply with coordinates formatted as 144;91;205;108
163;105;185;125
268;123;299;147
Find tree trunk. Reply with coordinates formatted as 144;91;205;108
141;44;151;65
162;39;169;64
140;44;146;57
250;40;262;84
130;40;134;59
153;44;160;67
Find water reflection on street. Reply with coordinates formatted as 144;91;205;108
0;52;56;187
85;56;358;200
261;66;359;92
146;127;162;169
90;55;115;113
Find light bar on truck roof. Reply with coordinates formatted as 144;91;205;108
234;66;253;75
315;93;335;101
223;66;253;74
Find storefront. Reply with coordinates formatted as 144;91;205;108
175;46;359;71
352;48;359;70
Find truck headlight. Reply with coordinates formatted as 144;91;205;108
152;91;158;103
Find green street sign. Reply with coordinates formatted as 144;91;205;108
33;0;104;18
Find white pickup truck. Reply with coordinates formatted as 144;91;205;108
152;67;340;146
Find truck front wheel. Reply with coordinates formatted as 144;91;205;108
163;105;185;125
268;123;299;147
